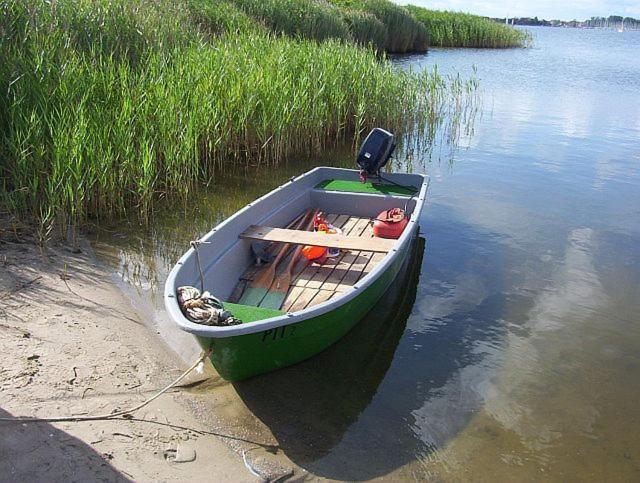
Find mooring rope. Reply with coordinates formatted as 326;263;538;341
190;240;208;293
0;348;212;423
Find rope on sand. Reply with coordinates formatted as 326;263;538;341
0;348;213;423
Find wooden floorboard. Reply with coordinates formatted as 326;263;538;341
289;214;352;289
289;288;335;312
284;214;351;310
320;218;373;293
228;279;246;303
289;216;375;311
233;212;389;311
300;216;366;291
333;220;376;293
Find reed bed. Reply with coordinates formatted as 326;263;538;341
0;0;476;239
188;0;264;37
230;0;351;43
229;0;426;53
406;7;530;48
340;9;388;51
330;0;428;52
358;0;429;53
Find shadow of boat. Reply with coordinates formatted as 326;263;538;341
232;237;425;469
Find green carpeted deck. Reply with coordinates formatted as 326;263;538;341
315;179;415;196
224;302;283;323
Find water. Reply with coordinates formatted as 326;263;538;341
92;27;640;480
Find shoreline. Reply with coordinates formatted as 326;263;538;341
0;237;291;481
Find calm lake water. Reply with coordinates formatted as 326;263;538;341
93;27;640;480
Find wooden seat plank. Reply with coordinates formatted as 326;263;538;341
240;225;395;253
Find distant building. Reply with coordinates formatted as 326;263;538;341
489;15;639;29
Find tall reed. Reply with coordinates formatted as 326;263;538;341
0;0;475;238
340;9;388;51
330;0;428;53
359;0;429;53
406;7;530;48
229;0;426;53
230;0;351;42
188;0;264;36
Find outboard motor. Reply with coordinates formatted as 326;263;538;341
356;128;396;181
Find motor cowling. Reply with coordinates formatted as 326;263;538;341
356;128;396;176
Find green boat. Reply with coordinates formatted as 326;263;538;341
165;131;428;380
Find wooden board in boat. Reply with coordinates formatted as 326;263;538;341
232;213;385;311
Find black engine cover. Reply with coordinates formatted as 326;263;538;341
356;128;396;176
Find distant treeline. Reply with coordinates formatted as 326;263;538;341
492;15;640;29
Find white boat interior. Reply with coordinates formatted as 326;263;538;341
168;168;426;314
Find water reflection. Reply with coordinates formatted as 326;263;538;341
231;238;424;479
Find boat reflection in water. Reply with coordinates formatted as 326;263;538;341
233;236;425;472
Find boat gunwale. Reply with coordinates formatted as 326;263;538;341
164;167;429;338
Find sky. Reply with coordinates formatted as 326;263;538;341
395;1;640;20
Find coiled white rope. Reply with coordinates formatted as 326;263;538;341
177;286;241;326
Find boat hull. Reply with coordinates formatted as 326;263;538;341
196;231;414;381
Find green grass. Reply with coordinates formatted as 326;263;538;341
406;6;530;48
0;0;476;240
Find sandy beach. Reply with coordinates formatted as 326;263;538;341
0;235;295;482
